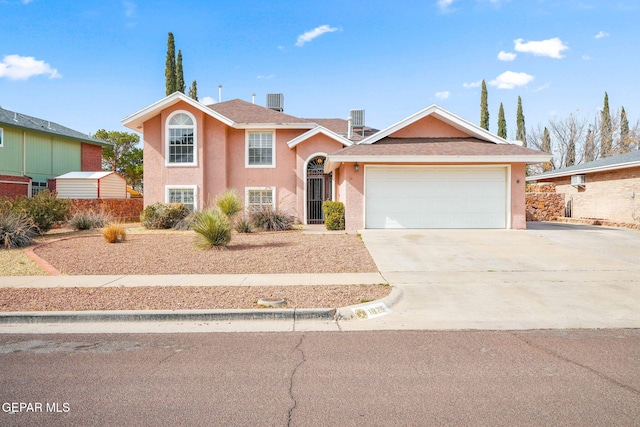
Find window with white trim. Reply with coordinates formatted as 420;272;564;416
166;186;197;211
31;182;48;197
166;112;196;165
0;128;3;147
246;131;274;167
245;187;275;213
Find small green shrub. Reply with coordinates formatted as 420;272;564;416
140;203;190;229
0;211;38;249
234;216;253;233
192;209;232;249
103;223;127;243
322;201;345;230
215;189;243;219
250;207;295;232
11;191;70;234
68;210;112;231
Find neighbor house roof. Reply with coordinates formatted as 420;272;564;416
526;149;640;181
0;106;108;146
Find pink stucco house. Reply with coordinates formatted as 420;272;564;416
122;92;549;229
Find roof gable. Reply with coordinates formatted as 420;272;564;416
361;104;508;145
286;126;353;148
121;92;234;131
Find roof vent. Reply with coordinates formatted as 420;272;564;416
266;93;284;112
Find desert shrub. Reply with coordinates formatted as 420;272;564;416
172;212;196;230
322;201;345;230
215;189;243;219
102;223;127;243
0;211;38;249
68;210;112;231
250;207;295;232
11;191;70;234
140;202;190;229
192;209;232;249
234;216;253;233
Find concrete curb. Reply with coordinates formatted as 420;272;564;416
0;308;337;324
336;286;403;320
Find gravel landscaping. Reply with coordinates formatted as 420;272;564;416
0;227;389;311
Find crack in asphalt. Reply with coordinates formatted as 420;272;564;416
511;332;640;397
287;335;305;427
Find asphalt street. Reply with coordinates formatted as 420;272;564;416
1;330;639;426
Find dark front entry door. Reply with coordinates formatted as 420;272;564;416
307;157;332;224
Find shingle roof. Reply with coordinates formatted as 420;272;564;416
207;99;311;125
529;149;640;179
305;118;378;142
0;106;108;146
332;137;548;157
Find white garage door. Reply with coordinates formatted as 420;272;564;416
365;166;508;229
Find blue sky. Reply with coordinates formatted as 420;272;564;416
1;0;638;139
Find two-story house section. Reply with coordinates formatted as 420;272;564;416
0;106;109;198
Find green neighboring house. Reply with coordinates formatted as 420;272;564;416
0;106;109;198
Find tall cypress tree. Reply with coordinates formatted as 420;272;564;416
620;106;629;152
497;103;507;138
480;80;489;130
542;127;553;171
600;92;613;157
516;96;526;146
176;50;185;94
165;32;177;95
189;80;198;101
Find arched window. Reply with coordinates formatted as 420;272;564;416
166;111;196;165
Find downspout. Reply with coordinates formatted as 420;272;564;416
22;131;26;176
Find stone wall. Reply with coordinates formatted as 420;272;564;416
69;199;143;222
525;183;565;221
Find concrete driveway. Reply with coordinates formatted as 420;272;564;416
348;222;640;331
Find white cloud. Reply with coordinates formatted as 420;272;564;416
514;37;568;59
489;71;534;89
595;31;610;39
437;0;455;12
0;55;61;80
435;91;450;100
122;1;136;18
295;25;338;47
497;51;516;61
463;80;482;88
201;96;216;105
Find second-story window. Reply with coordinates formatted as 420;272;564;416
167;112;196;165
246;131;274;167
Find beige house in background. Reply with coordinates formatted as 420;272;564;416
527;150;640;224
122;92;549;229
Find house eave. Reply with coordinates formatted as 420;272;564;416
286;126;353;148
526;160;640;181
232;123;318;130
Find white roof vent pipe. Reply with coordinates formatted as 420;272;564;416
347;115;352;140
218;85;222;102
252;93;256;104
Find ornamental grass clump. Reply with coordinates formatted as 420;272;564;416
192;209;232;249
0;211;38;249
68;210;112;231
102;223;126;243
215;189;243;219
234;216;253;233
250;207;295;232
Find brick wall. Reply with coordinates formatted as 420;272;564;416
539;166;640;223
0;175;30;199
69;199;143;222
525;183;565;221
81;143;103;171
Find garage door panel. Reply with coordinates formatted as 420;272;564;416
365;166;507;229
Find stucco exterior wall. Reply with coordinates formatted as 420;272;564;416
538;166;640;223
389;116;469;138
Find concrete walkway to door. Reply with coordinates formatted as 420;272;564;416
342;222;640;331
